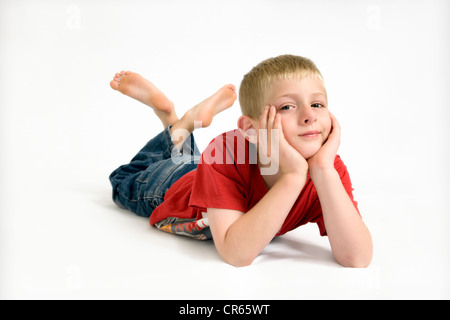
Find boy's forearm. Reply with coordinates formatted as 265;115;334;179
221;173;307;267
310;168;373;268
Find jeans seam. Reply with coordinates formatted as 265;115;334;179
135;160;166;184
153;160;185;197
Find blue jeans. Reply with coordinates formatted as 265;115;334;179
109;127;201;217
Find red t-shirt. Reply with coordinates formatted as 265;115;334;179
149;129;359;240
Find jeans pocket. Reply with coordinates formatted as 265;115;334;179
135;156;198;210
136;160;167;184
136;158;185;198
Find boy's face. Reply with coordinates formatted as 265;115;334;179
263;77;332;159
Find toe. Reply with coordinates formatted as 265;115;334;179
224;84;236;93
110;80;119;90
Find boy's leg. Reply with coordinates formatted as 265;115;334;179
109;71;237;217
109;127;198;217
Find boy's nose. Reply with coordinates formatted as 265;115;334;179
298;107;317;125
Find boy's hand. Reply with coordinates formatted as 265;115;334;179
258;106;308;176
308;112;341;173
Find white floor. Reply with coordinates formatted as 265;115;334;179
1;0;449;300
1;171;448;300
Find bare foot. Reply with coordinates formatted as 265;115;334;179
182;84;237;130
110;71;178;127
170;84;237;144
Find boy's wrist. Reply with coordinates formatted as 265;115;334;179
280;170;308;187
309;166;338;182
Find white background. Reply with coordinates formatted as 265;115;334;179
1;0;449;299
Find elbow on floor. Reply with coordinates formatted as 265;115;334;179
223;254;256;268
337;255;373;268
224;254;373;269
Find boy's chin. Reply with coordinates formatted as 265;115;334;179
298;147;321;160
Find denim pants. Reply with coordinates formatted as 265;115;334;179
109;127;201;217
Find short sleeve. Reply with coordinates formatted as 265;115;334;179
309;198;328;236
189;134;248;213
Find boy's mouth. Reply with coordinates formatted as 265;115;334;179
299;130;320;138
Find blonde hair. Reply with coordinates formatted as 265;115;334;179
239;54;324;119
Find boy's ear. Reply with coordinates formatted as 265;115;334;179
237;115;258;144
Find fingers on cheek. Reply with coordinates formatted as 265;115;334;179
272;113;280;129
330;116;340;134
270;106;277;125
260;106;270;127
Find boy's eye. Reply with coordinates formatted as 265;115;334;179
311;103;325;108
280;105;294;110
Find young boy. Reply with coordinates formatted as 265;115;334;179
109;55;373;268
